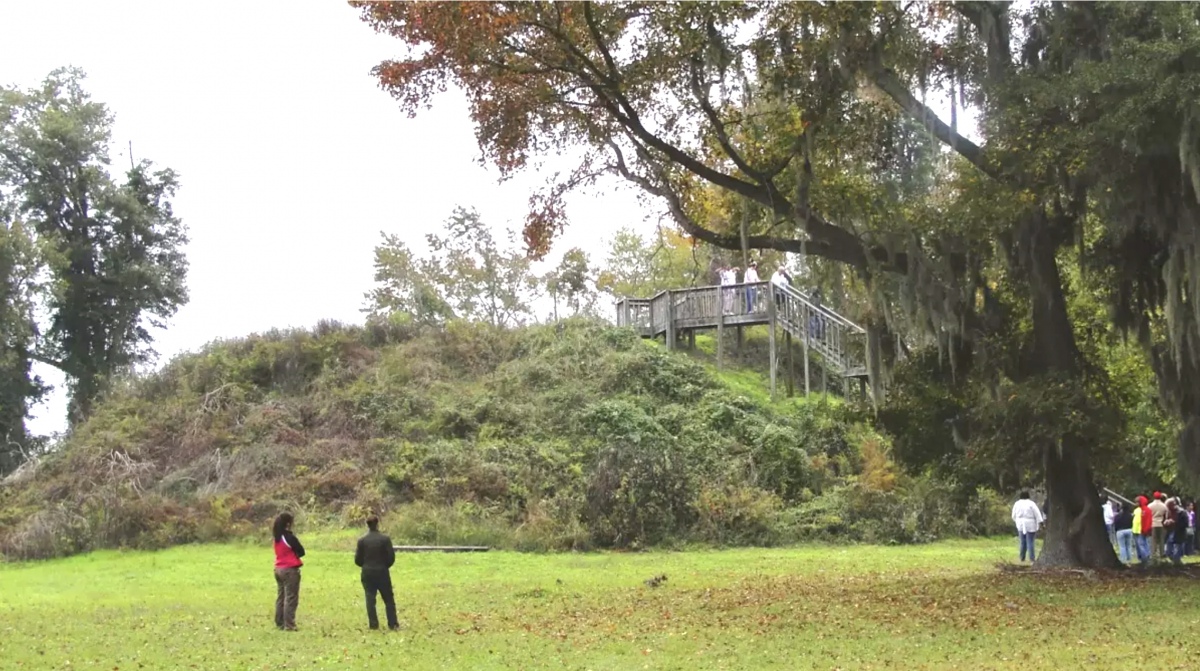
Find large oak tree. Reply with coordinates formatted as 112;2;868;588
355;1;1200;568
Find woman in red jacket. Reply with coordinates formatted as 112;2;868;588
272;512;305;631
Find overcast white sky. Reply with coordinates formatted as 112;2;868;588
1;1;655;435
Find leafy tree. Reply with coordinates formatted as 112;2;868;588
356;2;1200;567
364;233;455;326
595;227;715;299
0;219;44;470
0;68;188;430
366;207;533;328
544;246;596;320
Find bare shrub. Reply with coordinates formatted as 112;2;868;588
1;454;42;488
0;505;91;560
309;464;364;503
226;443;290;485
157;448;233;498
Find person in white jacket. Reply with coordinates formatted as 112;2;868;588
1102;498;1116;547
718;265;736;315
770;268;791;316
1012;491;1045;562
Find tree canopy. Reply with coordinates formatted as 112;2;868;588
366;206;535;327
356;1;1200;567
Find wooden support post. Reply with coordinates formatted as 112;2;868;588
768;291;777;400
785;330;794;398
859;376;867;401
822;363;828;397
665;290;676;351
688;330;695;350
648;299;656;341
716;308;725;371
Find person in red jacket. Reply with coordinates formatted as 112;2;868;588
1136;495;1153;565
272;512;305;631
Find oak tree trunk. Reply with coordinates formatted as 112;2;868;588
1019;213;1121;569
1037;436;1121;568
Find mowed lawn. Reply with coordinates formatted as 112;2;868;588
1;537;1197;670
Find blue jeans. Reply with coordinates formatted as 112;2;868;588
1018;531;1037;562
1106;523;1116;547
1116;529;1134;563
744;287;756;313
1135;534;1151;563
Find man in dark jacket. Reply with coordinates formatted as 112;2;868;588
355;515;399;630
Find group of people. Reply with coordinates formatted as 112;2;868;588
1107;492;1197;566
1011;490;1197;566
272;512;400;632
714;262;827;341
716;262;764;314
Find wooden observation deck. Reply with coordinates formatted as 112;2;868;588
615;282;870;399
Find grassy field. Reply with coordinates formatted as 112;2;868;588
1;537;1197;670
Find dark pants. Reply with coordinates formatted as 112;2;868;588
362;569;398;630
274;567;300;629
1167;529;1186;565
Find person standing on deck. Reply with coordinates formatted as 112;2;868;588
743;262;760;313
770;267;791;315
1011;491;1044;563
355;515;399;631
719;265;736;315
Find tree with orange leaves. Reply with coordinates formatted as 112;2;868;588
354;1;1200;570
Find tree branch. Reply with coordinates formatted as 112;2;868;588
604;139;912;272
582;2;620;80
28;352;65;371
867;59;1000;181
533;6;927;276
688;57;766;181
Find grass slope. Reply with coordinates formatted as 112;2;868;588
1;538;1196;670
